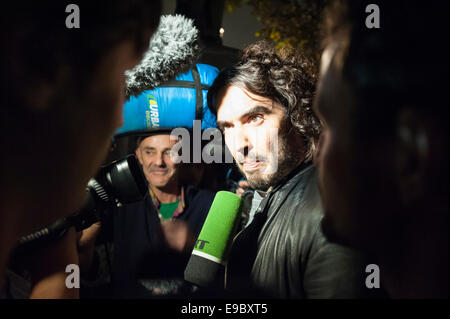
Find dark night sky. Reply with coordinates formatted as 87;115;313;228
162;0;261;49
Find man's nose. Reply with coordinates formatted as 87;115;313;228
233;127;251;158
154;152;165;167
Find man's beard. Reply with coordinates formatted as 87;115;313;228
238;128;304;191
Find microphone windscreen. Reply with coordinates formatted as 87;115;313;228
184;191;242;288
125;14;200;98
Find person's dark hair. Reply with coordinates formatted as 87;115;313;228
322;0;449;217
134;130;178;150
322;0;449;141
208;40;321;161
2;0;161;112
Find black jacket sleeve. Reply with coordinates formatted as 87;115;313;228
302;222;369;298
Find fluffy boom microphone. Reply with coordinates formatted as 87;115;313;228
184;191;242;289
125;14;200;98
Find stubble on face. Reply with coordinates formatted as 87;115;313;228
240;120;305;191
217;85;306;192
136;135;179;190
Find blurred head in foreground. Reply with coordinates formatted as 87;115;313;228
314;0;448;297
0;0;162;278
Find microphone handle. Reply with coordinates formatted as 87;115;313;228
16;216;76;250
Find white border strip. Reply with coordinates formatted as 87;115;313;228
192;250;226;266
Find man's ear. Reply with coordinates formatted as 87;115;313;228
394;108;430;206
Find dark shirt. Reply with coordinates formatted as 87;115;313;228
112;185;214;298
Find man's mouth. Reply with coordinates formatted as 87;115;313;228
243;160;263;171
150;169;168;176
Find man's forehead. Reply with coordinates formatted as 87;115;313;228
216;85;276;120
139;134;179;147
315;50;353;128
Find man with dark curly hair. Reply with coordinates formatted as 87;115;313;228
207;40;374;298
1;1;161;298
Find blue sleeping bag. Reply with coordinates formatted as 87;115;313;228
115;63;219;137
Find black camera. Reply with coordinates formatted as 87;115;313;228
17;154;147;250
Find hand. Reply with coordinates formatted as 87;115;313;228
76;222;101;274
77;222;101;249
236;180;250;197
160;220;196;253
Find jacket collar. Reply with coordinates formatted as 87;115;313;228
271;160;314;194
258;161;314;220
149;186;186;218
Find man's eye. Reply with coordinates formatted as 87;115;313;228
222;123;232;131
248;114;263;124
145;151;155;155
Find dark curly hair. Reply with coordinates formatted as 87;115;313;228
208;40;321;161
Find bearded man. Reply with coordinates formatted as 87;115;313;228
207;41;374;298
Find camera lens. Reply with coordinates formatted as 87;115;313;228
104;155;148;205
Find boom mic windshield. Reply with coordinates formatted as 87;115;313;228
184;191;242;289
125;14;200;98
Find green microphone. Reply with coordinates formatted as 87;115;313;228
184;191;242;288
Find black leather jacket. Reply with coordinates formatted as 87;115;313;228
225;163;371;298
